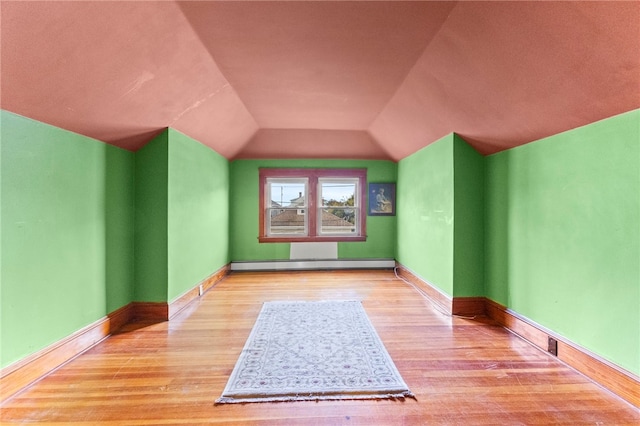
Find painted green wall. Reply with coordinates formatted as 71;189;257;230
134;131;169;303
453;135;485;297
397;135;455;295
485;110;639;375
135;129;231;303
1;111;135;368
229;159;397;261
105;140;135;312
397;134;485;298
167;129;229;302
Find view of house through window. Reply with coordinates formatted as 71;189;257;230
319;179;357;235
266;178;308;236
259;169;367;242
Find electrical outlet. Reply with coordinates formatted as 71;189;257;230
548;337;558;356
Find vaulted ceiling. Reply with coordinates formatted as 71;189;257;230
2;1;639;161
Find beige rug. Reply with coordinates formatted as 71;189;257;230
215;300;414;404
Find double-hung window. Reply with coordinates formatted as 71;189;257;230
259;168;367;242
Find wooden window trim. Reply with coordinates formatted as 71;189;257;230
259;168;367;243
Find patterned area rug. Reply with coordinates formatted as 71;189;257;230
216;300;414;404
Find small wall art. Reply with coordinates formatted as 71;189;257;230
368;183;395;216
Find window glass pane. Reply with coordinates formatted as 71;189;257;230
266;179;307;236
267;180;306;208
319;180;356;207
319;179;358;235
319;208;358;234
268;208;307;235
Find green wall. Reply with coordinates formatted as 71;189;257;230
397;135;454;295
398;116;638;375
396;134;484;297
1;111;135;368
484;110;639;375
1;114;230;369
134;131;169;302
453;135;485;297
105;139;136;311
135;129;231;303
167;129;229;302
229;159;397;261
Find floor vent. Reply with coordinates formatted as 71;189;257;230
548;337;558;356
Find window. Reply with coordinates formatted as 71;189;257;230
259;168;367;242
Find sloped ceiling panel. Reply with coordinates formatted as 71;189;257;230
369;1;640;159
1;1;258;156
178;1;456;130
236;129;390;160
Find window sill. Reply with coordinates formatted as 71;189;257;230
258;236;367;243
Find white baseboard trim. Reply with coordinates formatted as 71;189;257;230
230;259;396;271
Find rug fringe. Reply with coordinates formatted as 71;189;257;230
215;391;416;405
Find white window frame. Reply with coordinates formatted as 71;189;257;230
265;177;308;237
317;177;360;236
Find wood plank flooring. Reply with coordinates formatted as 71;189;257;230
2;270;638;424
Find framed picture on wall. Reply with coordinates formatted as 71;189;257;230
368;183;395;216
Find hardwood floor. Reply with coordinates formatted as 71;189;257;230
2;270;638;424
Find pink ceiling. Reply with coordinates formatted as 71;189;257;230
370;1;640;158
237;129;390;160
2;1;639;161
1;1;258;157
178;1;454;130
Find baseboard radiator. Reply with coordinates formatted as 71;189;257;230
231;258;396;271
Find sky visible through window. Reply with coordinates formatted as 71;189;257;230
270;183;355;207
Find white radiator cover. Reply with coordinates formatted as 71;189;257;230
290;242;338;260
